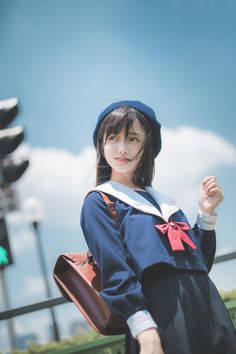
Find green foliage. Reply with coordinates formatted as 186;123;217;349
11;330;103;354
220;288;236;302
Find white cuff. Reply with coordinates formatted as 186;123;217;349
196;210;217;230
126;310;157;339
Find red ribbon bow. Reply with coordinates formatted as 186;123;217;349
155;221;197;251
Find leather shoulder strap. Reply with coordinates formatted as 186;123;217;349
94;191;119;227
86;191;119;264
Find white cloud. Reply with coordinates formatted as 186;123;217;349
5;127;235;259
22;276;45;297
153;127;236;216
10;228;35;255
14;312;51;342
210;259;236;291
4;212;36;255
16;127;236;230
17;146;96;228
216;244;236;256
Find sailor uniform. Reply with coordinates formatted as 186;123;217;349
80;181;236;354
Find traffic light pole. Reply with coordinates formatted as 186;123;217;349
0;219;16;350
0;98;31;350
32;221;60;342
0;138;16;349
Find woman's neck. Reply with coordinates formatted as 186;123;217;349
109;173;145;191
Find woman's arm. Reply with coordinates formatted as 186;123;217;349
80;191;157;337
192;176;224;272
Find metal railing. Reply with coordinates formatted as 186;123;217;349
3;299;234;354
1;251;236;322
213;251;236;264
0;251;235;353
49;335;125;354
46;300;236;354
0;296;66;321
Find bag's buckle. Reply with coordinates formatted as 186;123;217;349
87;250;97;266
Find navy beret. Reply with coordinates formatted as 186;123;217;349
93;100;161;157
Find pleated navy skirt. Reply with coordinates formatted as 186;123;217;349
125;264;236;354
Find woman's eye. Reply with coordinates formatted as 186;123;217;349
129;136;139;142
107;135;116;141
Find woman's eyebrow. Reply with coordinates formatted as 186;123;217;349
128;131;142;136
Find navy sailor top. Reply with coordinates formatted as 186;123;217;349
80;181;216;322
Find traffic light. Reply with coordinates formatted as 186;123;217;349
0;98;29;187
0;218;13;268
0;98;29;268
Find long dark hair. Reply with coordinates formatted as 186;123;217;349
95;106;156;187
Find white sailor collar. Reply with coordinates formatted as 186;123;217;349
91;181;179;222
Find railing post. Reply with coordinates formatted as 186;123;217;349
0;268;17;349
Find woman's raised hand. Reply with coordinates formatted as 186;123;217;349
137;328;164;354
199;176;224;215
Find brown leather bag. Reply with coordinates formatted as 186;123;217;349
53;191;125;335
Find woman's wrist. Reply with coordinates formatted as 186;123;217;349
137;328;164;353
126;310;157;339
198;206;216;216
196;210;217;230
137;327;160;343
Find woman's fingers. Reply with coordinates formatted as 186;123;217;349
199;175;224;214
202;176;223;198
204;181;220;195
202;176;216;189
202;175;216;184
208;187;223;198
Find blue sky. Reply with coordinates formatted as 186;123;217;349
0;0;236;351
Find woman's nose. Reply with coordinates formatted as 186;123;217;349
118;139;127;154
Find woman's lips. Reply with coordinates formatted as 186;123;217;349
115;157;130;163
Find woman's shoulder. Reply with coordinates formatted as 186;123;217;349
83;190;102;205
81;190;120;223
81;191;107;220
82;190;117;209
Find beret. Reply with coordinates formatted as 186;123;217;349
93;100;161;157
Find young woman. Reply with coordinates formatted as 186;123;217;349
80;100;236;354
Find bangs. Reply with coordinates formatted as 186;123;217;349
97;106;151;145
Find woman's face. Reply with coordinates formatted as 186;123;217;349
103;118;146;180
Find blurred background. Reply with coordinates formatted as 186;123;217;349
0;0;236;352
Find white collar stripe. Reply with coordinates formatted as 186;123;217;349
92;181;179;222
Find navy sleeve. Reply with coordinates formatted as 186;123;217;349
192;225;216;272
80;192;149;321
